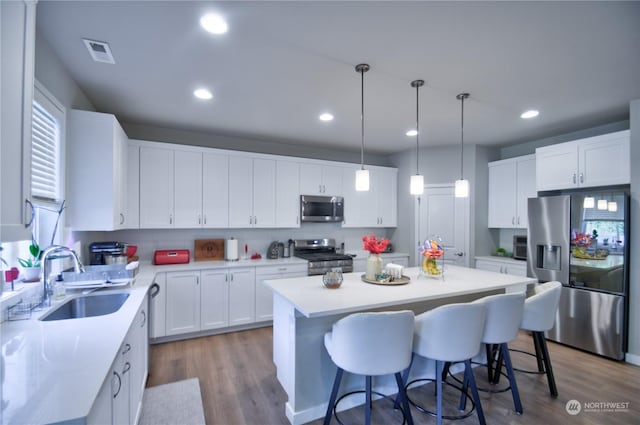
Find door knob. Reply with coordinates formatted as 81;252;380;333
454;252;464;257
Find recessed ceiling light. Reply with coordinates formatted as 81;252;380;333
406;129;418;137
520;109;539;119
193;88;213;100
319;113;334;122
200;13;228;34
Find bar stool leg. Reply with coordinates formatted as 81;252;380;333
435;360;444;425
464;359;486;425
532;332;545;372
500;343;523;414
536;332;558;397
324;368;344;425
394;372;414;425
365;376;372;425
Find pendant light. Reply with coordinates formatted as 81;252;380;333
583;197;595;209
608;193;618;212
597;199;608;210
355;63;370;191
410;80;425;195
454;93;470;198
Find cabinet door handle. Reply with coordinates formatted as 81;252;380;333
254;216;257;225
579;172;584;183
122;362;131;374
113;371;122;398
517;216;520;225
169;214;173;225
231;273;234;282
204;215;207;225
122;343;131;355
119;213;125;225
198;214;201;225
573;173;577;184
140;310;146;327
512;217;515;225
225;274;228;282
196;276;199;285
249;216;252;224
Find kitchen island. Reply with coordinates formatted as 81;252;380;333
265;265;537;425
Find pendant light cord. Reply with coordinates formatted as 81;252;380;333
415;84;420;174
360;67;365;170
457;93;469;180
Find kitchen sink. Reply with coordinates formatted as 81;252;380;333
39;292;130;321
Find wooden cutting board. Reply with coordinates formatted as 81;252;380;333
194;239;225;261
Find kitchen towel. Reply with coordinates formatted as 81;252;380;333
139;378;205;425
225;238;239;261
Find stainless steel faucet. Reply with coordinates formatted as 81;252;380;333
41;245;85;306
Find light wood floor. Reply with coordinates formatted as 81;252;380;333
148;327;640;425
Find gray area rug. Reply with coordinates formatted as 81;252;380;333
139;378;206;425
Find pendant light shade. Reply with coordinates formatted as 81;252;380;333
455;93;470;198
597;199;608;210
355;63;370;192
410;79;425;195
355;169;370;191
410;175;424;195
608;201;618;212
583;197;595;208
454;179;470;198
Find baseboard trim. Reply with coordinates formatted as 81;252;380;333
625;352;640;366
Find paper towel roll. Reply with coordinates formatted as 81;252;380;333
225;238;239;261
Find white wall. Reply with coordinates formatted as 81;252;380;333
74;225;391;266
627;99;640;364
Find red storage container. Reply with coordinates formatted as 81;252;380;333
153;249;190;265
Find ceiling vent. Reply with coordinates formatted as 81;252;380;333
82;39;115;64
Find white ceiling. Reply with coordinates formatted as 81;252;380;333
36;1;640;155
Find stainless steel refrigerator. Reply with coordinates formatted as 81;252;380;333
527;190;629;360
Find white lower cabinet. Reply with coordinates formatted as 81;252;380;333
165;271;201;336
163;267;256;336
255;264;307;322
228;268;256;325
88;295;148;425
475;257;527;277
149;273;166;339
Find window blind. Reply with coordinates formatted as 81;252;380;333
31;99;61;201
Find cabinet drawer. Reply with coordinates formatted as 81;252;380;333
256;264;307;276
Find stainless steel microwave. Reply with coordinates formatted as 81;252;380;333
513;235;527;260
300;195;344;222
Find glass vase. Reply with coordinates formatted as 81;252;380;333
366;253;383;280
421;257;443;279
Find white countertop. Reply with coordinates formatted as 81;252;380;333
570;254;624;270
0;257;309;425
475;255;528;265
265;265;537;318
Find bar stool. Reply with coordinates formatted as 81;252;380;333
512;281;562;397
323;310;415;425
460;292;526;414
402;303;487;425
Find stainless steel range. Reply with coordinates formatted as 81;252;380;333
293;239;353;275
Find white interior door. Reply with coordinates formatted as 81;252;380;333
415;184;469;267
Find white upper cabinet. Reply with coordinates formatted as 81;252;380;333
342;166;397;228
1;1;35;241
536;130;630;191
229;156;276;228
173;150;203;228
139;145;174;228
126;144;140;228
276;160;300;228
202;152;229;227
67;110;130;231
300;163;343;196
488;154;535;228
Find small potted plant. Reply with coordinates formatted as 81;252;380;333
496;247;507;257
18;242;42;282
